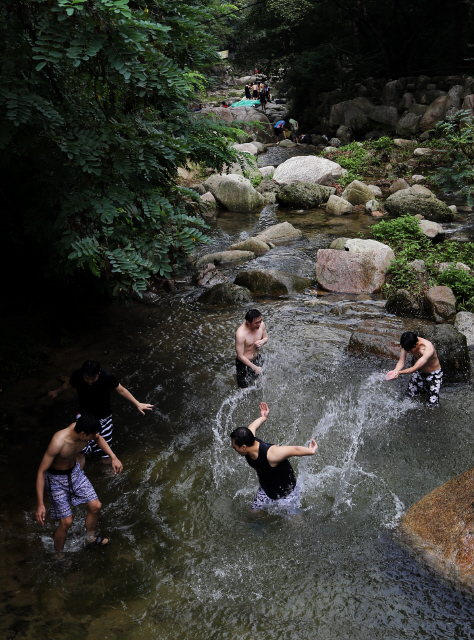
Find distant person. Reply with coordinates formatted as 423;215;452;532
266;84;271;102
274;119;285;142
252;82;259;99
35;414;123;554
386;332;443;407
230;402;318;510
235;309;268;388
245;83;252;100
259;84;267;112
289;117;299;142
48;360;153;464
193;104;203;112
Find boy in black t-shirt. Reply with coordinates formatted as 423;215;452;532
49;360;153;464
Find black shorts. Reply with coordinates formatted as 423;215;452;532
252;90;258;98
236;354;264;388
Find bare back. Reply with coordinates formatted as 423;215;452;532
410;338;440;372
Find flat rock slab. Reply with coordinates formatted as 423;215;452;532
234;269;312;296
196;250;255;267
399;465;474;593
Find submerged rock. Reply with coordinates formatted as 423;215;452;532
325;195;354;215
229;238;271;256
193;263;228;287
399;465;474;593
234;269;312;296
196;250;255;267
253;222;302;245
199;283;253;305
276;182;334;209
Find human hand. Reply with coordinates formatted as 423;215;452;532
308;439;318;454
48;390;58;399
254;339;265;348
137;403;153;415
259;402;269;418
253;366;263;375
386;370;398;380
36;505;46;525
112;458;123;474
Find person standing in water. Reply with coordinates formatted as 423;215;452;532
230;402;318;510
48;360;153;464
235;309;268;388
36;414;123;553
387;331;443;407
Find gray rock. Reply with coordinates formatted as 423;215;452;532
199;282;253;305
418;219;445;241
368;185;383;198
409;259;426;273
326;195;355;215
390;178;410;194
435;262;471;273
259;166;275;179
343;180;375;205
368;105;399;128
415;323;469;381
328;137;341;148
276;182;335;209
336;125;351;143
191;183;207;195
420;95;452;131
454;311;474;346
229;238;271;256
411;174;426;183
384;186;455;222
408;103;428;116
196;250;255;267
396;112;422;137
329;237;350;250
382;80;401;106
386;289;423;318
393;138;415;148
399;92;415;111
272;156;343;186
214;174;264;212
233;142;258;156
316;245;394;293
365;199;380;213
448;84;464;110
344;238;394;256
449;205;457;213
193;263;229;287
425;286;457;323
413;148;433;157
253;221;302;245
234;269;312;296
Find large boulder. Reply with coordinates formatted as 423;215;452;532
259;166;275;179
202;106;273;143
253;222;302;245
454;311;474;347
234;269;312;296
385;289;423;318
368;105;399;128
196;250;255;267
325;195;354;215
229;238;272;256
419;95;452;131
399;466;474;593
272;156;344;186
384;186;455;222
389;178;410;194
199;282;253;305
232;142;258;156
276;182;334;209
348;320;403;360
214;174;264;212
395;113;422;137
425;286;457;323
315;246;394;293
342;180;376;205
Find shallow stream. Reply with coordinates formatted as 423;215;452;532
2;159;474;639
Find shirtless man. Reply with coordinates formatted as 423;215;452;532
36;414;123;553
235;309;268;388
387;331;443;407
230;402;318;510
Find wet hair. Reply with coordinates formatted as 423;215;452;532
245;309;262;323
400;331;418;351
75;414;100;436
230;427;255;447
81;360;101;377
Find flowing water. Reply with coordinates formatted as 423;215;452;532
2;179;474;639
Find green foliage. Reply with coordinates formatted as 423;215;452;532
431;111;474;202
0;0;239;295
250;174;263;188
371;215;474;310
365;136;394;151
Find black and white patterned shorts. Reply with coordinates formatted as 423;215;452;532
406;368;443;407
251;482;301;511
78;413;114;457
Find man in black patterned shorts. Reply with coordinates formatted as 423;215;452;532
36;414;123;553
387;332;443;407
235;310;268;388
49;360;153;465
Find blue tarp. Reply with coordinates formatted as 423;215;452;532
230;99;260;107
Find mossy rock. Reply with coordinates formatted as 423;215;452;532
199;283;253;305
276;181;335;210
384;187;455;222
234;269;312;296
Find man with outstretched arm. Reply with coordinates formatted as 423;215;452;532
387;331;443;407
36;414;123;554
230;402;318;510
235;309;268;388
48;360;153;464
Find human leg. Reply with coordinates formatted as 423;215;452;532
54;515;73;552
85;499;109;545
425;369;443;407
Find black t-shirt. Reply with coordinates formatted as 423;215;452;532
69;369;119;418
245;438;297;500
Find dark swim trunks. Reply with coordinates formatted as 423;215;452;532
78;413;114;457
236;354;264;388
45;463;98;520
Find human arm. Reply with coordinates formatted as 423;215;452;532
235;331;262;374
254;323;268;349
247;402;270;435
115;384;153;415
387;349;408;380
267;439;318;465
35;440;62;524
93;435;123;474
48;379;72;399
